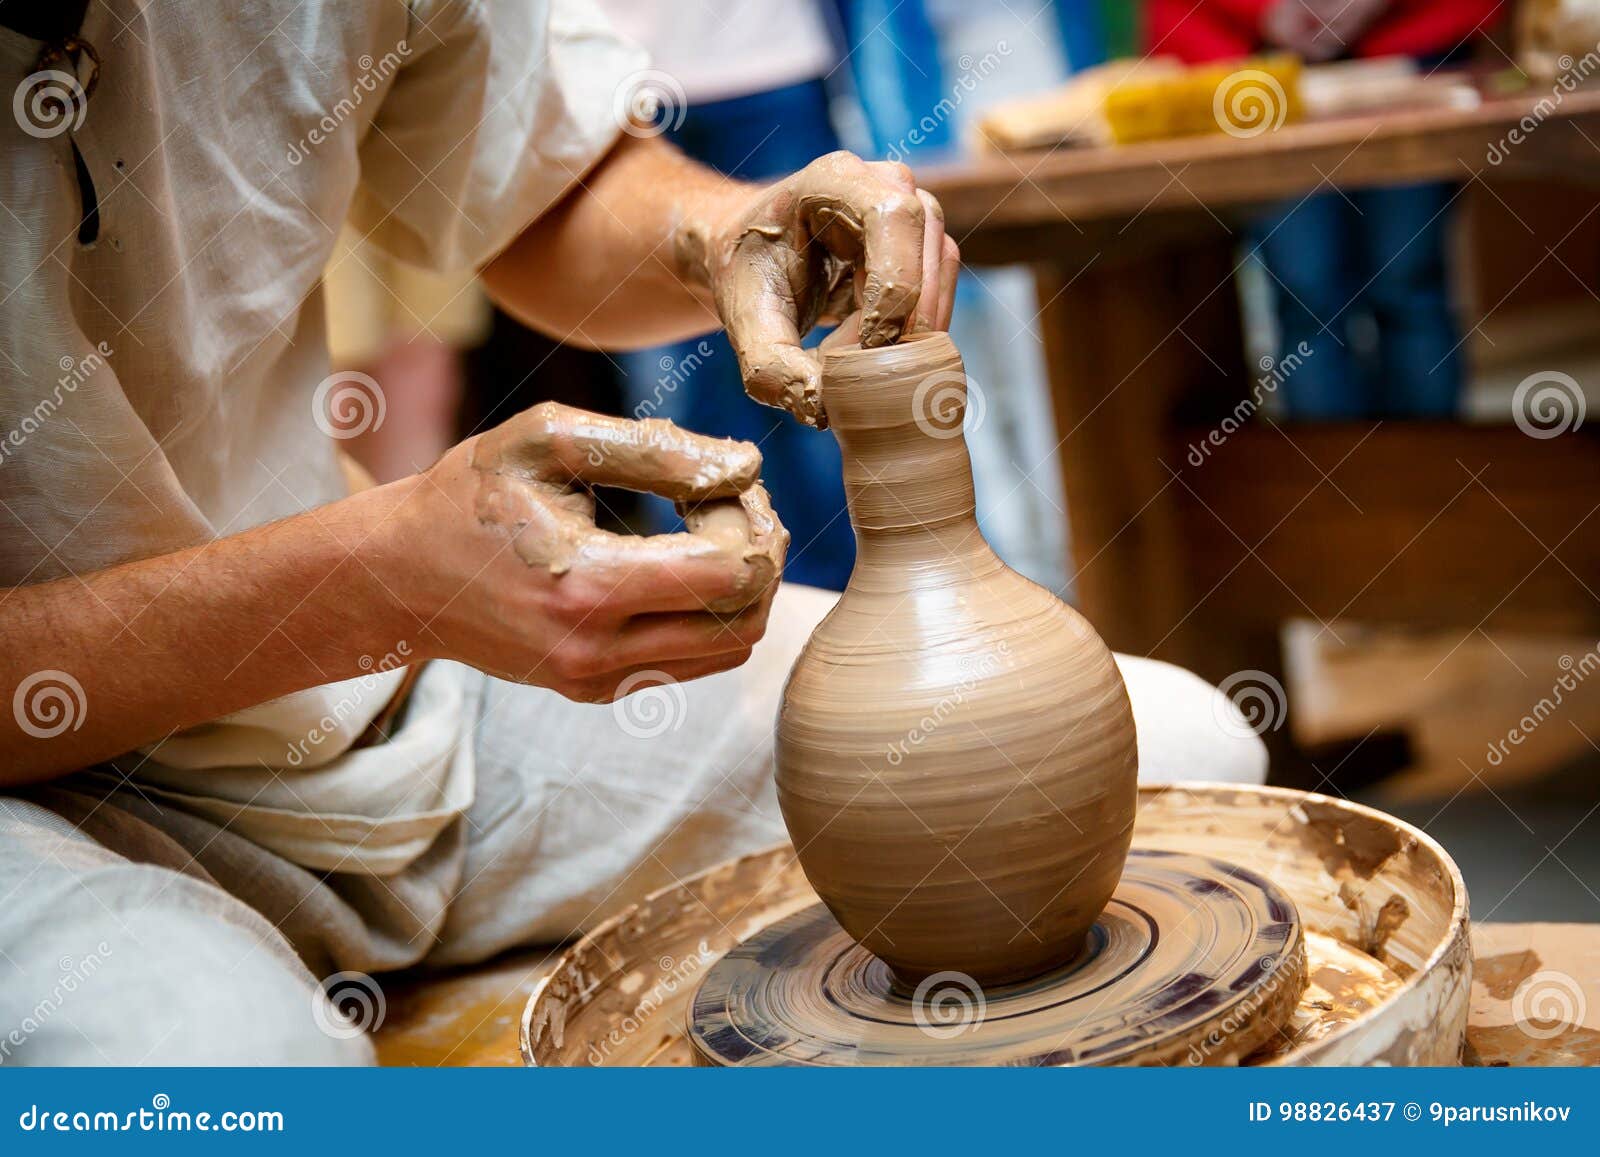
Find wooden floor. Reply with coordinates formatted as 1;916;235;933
374;626;1600;1066
374;948;558;1067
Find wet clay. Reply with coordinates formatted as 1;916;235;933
468;402;785;614
1245;932;1406;1063
774;333;1139;987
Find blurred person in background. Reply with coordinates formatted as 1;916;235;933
594;1;857;589
323;227;489;483
1148;0;1505;419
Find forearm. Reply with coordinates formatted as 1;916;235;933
0;479;420;785
481;136;749;350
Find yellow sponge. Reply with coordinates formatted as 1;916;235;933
1104;55;1303;145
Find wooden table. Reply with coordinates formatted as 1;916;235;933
371;921;1600;1066
919;84;1600;781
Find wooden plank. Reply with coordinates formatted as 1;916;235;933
1171;424;1600;632
921;89;1600;233
374;948;558;1067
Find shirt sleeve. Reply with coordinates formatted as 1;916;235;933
1145;0;1273;62
1361;0;1505;59
351;0;648;273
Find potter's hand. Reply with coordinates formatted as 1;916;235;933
1262;0;1389;61
410;403;786;702
680;151;961;427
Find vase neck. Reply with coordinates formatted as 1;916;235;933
822;334;993;570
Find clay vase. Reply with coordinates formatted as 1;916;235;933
775;332;1138;988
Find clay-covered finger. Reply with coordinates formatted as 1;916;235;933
867;160;918;190
794;156;926;348
717;231;830;426
819;312;864;353
910;190;946;334
936;235;960;332
474;402;761;503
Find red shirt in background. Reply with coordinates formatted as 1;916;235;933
1145;0;1505;64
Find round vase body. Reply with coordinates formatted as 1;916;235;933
775;334;1138;987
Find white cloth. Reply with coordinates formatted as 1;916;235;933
0;797;372;1065
0;1;644;872
593;0;835;103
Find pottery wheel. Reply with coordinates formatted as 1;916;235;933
688;849;1306;1067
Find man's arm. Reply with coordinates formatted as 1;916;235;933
1;481;413;784
481;138;729;352
481;136;960;426
0;406;783;786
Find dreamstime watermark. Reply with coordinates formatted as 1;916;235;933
1213;69;1290;139
884;41;1013;163
1;942;112;1064
17;1094;283;1134
312;370;387;439
1511;969;1587;1041
284;641;411;766
1485;641;1600;767
1184;940;1306;1065
613;69;687;139
885;642;1011;766
311;971;386;1040
13;69;88;139
911;971;987;1039
1511;370;1585;439
585;942;718;1065
12;670;87;740
1213;670;1288;739
612;670;687;739
1187;341;1313;466
285;41;412;165
1;342;113;468
632;340;715;423
1488;42;1600;165
910;368;986;441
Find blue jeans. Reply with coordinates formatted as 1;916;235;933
620;79;856;590
1247;183;1464;420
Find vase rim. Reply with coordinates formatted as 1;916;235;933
820;331;967;432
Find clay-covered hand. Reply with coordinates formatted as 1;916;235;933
403;402;787;702
1262;0;1390;61
679;151;961;427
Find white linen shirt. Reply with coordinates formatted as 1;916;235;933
0;0;645;873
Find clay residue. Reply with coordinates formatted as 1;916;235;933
1474;948;1545;1001
468;401;786;612
1296;800;1406;880
1466;1023;1600;1067
1246;931;1406;1063
1366;894;1411;957
523;844;814;1067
